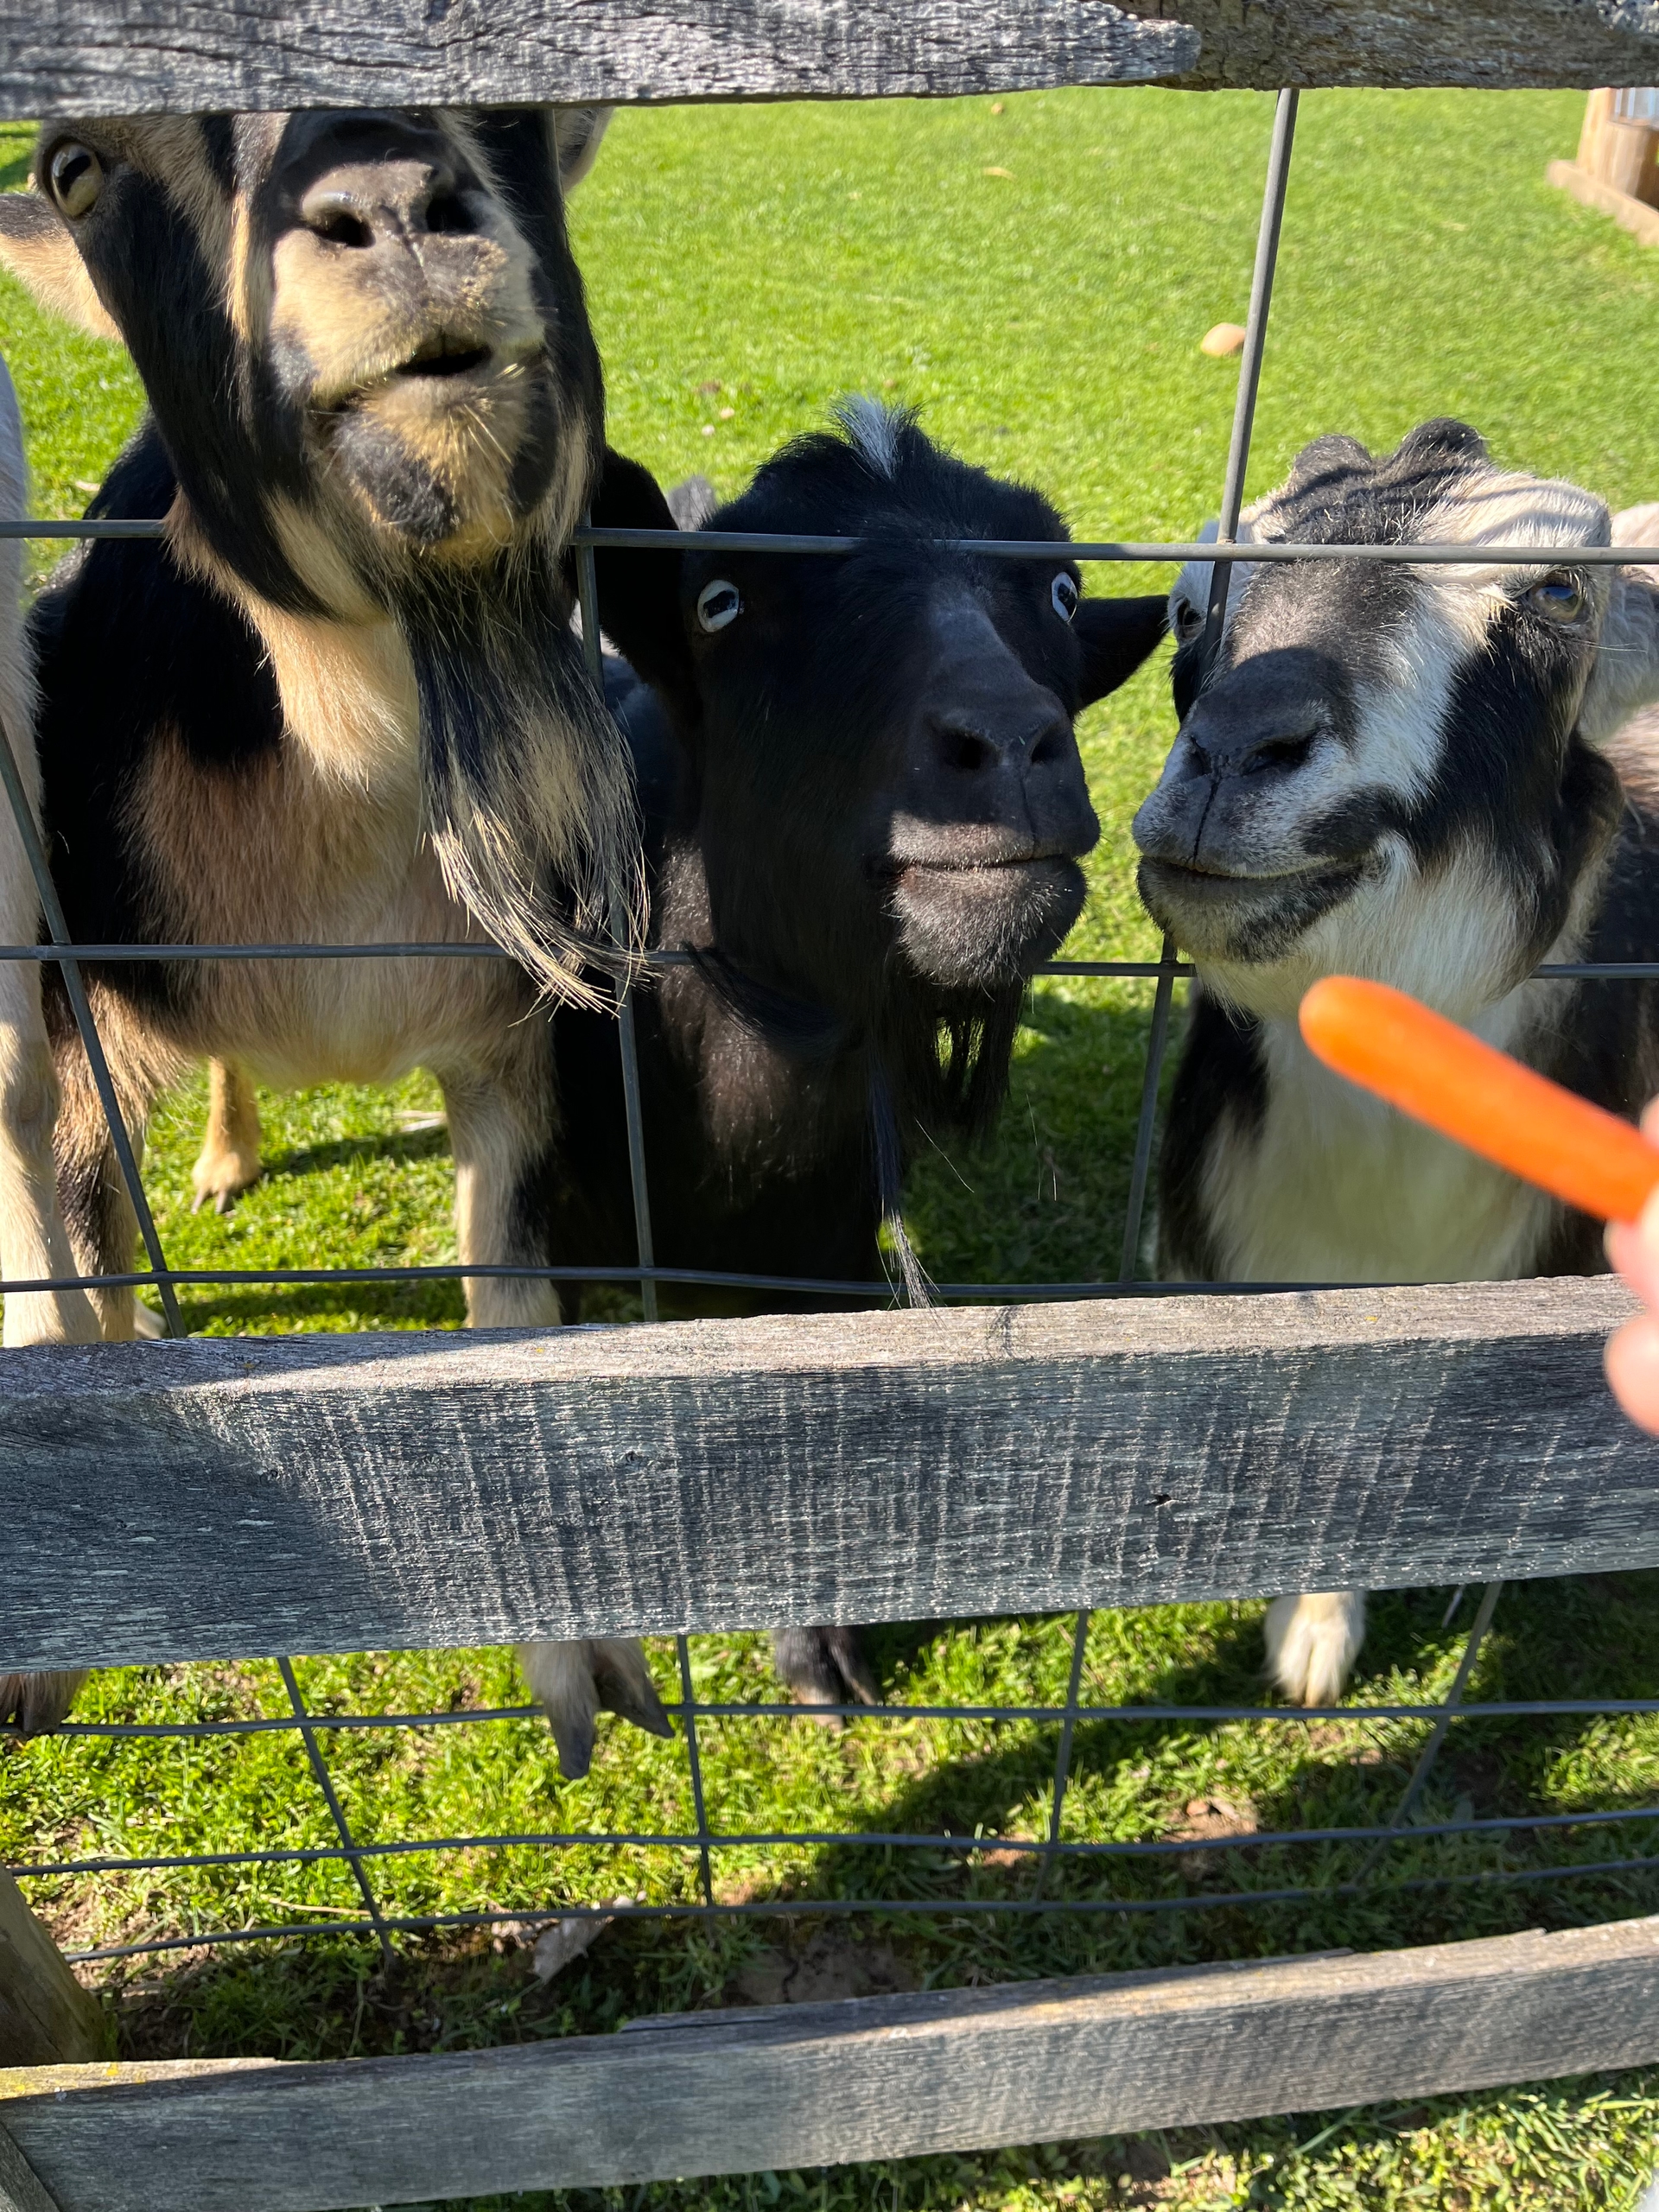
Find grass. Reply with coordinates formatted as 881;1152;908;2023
5;85;1659;2208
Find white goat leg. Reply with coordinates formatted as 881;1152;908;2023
1263;1591;1367;1707
0;356;98;1351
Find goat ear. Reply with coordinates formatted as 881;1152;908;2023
1580;505;1659;748
582;447;697;721
0;189;124;344
1073;593;1168;707
554;105;613;196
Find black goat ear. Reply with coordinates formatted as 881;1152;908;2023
578;448;697;722
1073;594;1168;706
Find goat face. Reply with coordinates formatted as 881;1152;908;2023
0;111;601;607
596;403;1166;1013
1133;420;1659;1020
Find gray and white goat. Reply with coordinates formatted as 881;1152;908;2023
1132;420;1659;1704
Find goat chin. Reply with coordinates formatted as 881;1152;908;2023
1262;1592;1367;1707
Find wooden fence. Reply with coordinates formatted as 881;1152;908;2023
6;8;1659;2208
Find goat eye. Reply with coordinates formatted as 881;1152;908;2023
1173;598;1205;642
1051;573;1079;622
696;579;741;634
47;142;104;221
1529;572;1585;625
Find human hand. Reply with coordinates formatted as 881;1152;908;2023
1605;1097;1659;1433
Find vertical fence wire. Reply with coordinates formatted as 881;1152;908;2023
276;1657;393;1967
676;1635;716;1910
0;708;185;1338
1032;1610;1093;1899
1358;1580;1505;1878
1116;89;1300;1286
575;515;660;1325
1116;938;1178;1281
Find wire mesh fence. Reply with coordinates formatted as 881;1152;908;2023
4;86;1659;1984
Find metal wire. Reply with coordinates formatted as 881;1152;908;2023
4;91;1656;1981
276;1657;393;1968
14;516;1659;565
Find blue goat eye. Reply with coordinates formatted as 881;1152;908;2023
696;579;742;633
1052;574;1079;622
1529;573;1585;624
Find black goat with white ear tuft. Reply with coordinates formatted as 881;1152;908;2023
1135;421;1659;1708
518;404;1166;1726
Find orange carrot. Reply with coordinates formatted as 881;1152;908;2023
1298;976;1659;1224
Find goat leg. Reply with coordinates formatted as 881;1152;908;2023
773;1625;880;1712
518;1637;672;1781
1263;1590;1367;1707
0;1668;90;1737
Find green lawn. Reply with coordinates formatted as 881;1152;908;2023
5;86;1659;2209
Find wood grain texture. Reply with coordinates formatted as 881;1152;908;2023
0;2;1197;119
0;2125;63;2212
3;1918;1659;2212
5;0;1659;116
1136;0;1659;91
1;1279;1656;1670
0;1878;103;2072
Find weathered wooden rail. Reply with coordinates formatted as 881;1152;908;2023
0;1280;1654;1671
4;0;1659;117
5;1916;1659;2212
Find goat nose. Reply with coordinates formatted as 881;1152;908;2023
929;708;1071;779
300;158;476;249
1177;702;1321;782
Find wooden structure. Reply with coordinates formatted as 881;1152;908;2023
5;7;1659;2208
1549;86;1659;245
0;1878;103;2072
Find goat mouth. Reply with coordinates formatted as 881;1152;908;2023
886;850;1075;879
393;339;494;380
1140;855;1344;895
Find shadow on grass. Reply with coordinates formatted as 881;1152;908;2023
175;1282;467;1333
95;1576;1659;2066
260;1126;452;1180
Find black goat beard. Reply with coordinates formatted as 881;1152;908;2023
398;541;644;1006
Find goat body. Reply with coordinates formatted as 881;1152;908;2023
540;410;1167;1708
0;111;659;1761
1135;422;1659;1702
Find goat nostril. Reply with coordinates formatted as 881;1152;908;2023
1244;732;1317;776
1029;727;1066;768
423;190;475;236
939;728;994;776
311;207;373;249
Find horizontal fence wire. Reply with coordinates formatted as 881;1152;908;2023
6;94;1658;1980
10;516;1659;564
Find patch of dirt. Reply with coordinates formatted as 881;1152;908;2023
1170;1793;1258;1877
728;1927;918;2008
974;1834;1038;1869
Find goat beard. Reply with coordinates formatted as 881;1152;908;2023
880;983;1024;1147
399;541;645;1007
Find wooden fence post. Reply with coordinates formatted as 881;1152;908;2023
0;1874;104;2069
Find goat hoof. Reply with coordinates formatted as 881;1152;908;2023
130;1300;167;1340
0;1669;91;1737
1263;1591;1367;1707
190;1150;260;1214
517;1637;671;1780
773;1625;880;1712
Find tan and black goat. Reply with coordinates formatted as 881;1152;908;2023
0;107;662;1765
